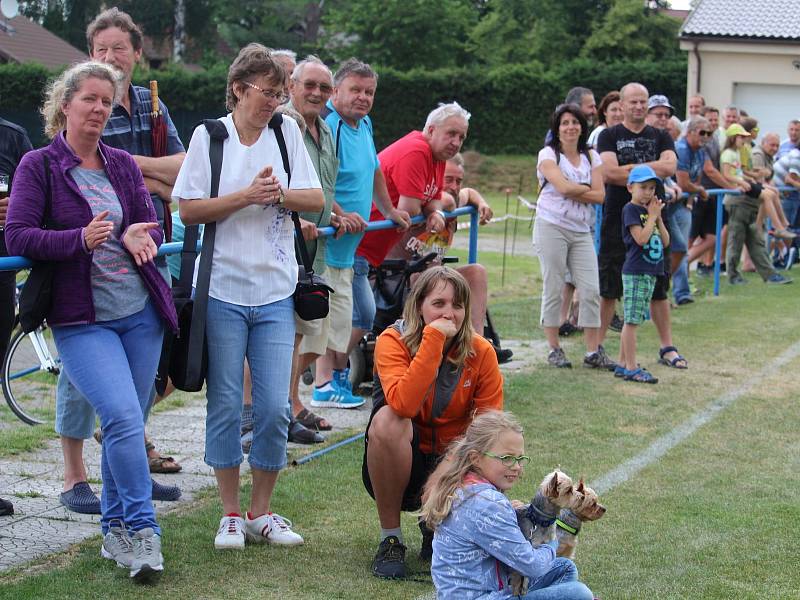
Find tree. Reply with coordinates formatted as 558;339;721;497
467;0;612;67
322;0;477;70
20;0;102;50
581;0;683;62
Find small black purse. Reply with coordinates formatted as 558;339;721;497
18;154;58;334
270;115;333;321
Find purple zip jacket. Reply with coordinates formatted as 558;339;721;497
5;132;178;332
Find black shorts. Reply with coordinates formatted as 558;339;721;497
362;398;440;512
746;183;763;199
690;197;727;239
599;250;670;301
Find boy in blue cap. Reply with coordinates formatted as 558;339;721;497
620;165;670;383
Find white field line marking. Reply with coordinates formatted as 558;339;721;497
415;340;800;600
591;339;800;495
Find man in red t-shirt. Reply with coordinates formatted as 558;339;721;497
356;102;471;268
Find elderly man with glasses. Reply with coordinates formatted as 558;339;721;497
673;116;715;304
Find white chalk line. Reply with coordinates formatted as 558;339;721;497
414;339;800;599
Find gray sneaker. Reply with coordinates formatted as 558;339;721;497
100;520;133;568
547;347;572;368
130;527;163;582
583;348;617;371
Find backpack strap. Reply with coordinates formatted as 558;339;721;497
182;119;226;386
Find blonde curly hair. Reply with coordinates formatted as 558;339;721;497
41;61;123;139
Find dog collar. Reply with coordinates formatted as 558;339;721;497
526;503;556;527
555;518;578;535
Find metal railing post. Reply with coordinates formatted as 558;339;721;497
713;192;724;296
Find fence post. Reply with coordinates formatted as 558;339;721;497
713;192;724;296
469;207;479;264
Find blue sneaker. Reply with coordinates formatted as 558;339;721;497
311;379;364;409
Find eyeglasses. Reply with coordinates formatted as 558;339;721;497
483;452;531;468
243;81;288;103
301;80;333;95
698;130;713;136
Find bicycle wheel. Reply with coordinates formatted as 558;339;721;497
2;325;60;425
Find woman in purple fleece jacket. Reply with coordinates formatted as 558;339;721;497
6;61;176;583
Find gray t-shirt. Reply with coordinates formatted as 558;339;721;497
71;167;149;322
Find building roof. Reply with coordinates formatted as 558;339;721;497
0;14;87;69
680;0;800;41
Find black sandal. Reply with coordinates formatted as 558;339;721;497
658;346;688;369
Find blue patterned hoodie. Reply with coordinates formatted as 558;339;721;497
432;479;558;600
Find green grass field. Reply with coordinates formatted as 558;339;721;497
2;154;800;598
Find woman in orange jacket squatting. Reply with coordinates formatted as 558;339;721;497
362;266;504;579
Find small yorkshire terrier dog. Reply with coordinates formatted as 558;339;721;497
509;470;585;596
555;479;607;560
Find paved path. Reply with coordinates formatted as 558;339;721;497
0;339;541;573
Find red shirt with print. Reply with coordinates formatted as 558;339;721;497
356;130;444;267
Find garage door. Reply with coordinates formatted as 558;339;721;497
733;83;800;142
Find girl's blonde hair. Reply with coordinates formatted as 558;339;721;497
41;61;123;139
419;410;523;529
401;266;474;367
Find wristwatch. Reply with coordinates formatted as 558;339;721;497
277;187;286;206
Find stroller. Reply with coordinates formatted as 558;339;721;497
345;252;513;389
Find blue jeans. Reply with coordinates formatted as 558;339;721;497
781;190;800;229
51;301;164;535
519;557;594;600
204;296;295;471
352;254;375;331
666;203;692;303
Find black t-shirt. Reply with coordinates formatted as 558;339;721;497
622;203;665;275
596;123;674;254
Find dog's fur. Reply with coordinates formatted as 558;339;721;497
555;479;607;560
509;470;585;596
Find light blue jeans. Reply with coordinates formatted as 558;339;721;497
781;190;800;229
352;254;375;331
204;296;295;471
666;202;692;303
51;301;164;535
519;557;594;600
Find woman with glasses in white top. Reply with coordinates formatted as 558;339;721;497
173;43;323;550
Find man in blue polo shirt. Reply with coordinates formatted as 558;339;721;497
313;58;411;409
56;7;184;516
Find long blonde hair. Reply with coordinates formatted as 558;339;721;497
401;266;474;367
419;410;523;529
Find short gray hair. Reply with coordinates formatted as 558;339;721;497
424;101;471;130
448;152;464;168
762;131;780;144
724;104;739;116
272;49;297;63
41;61;124;139
333;57;378;88
564;86;593;106
292;55;332;83
685;115;709;133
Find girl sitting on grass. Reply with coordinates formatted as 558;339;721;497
420;411;594;600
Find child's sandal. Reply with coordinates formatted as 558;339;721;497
624;367;658;384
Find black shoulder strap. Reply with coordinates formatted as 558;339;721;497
182;119;226;385
270;113;316;276
41;153;52;228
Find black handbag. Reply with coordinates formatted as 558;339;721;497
155;119;224;394
18;154;57;334
271;115;333;321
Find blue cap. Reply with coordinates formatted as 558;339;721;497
627;165;661;185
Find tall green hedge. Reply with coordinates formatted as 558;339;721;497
0;57;687;153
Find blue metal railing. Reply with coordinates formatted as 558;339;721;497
592;185;796;296
0;205;480;271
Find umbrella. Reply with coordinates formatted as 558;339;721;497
149;80;171;240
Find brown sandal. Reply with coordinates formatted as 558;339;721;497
295;408;332;431
148;455;182;474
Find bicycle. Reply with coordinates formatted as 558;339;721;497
1;283;61;426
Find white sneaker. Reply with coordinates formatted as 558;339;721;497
130;528;163;582
101;520;134;568
214;515;245;550
244;512;304;546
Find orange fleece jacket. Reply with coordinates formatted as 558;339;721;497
374;325;504;455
